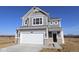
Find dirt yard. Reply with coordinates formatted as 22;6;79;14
40;37;79;52
61;37;79;52
0;35;16;48
0;35;79;52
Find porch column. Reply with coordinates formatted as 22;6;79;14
61;30;64;44
46;28;48;39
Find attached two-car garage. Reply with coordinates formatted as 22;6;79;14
20;30;45;44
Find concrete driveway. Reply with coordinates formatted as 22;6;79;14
0;44;43;52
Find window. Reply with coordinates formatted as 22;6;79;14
25;20;27;24
33;19;35;24
25;18;29;24
40;18;42;24
48;31;52;37
53;21;58;25
36;18;39;24
33;17;43;25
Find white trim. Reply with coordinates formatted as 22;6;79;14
24;20;27;26
32;16;43;26
46;28;48;39
59;21;61;27
61;30;64;44
22;7;48;20
53;21;59;25
23;17;30;26
20;33;43;44
46;17;48;25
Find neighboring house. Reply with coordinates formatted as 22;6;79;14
16;7;64;48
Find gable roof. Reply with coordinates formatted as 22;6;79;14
48;16;61;22
22;6;49;20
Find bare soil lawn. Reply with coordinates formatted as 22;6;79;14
0;36;16;48
0;36;79;52
40;37;79;52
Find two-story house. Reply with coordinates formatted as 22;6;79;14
16;7;64;48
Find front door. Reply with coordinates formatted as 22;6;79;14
53;33;57;42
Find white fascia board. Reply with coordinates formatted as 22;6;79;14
36;7;49;16
22;7;49;20
22;7;34;20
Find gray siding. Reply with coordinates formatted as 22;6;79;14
48;20;61;27
22;11;48;27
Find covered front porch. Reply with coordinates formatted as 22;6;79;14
48;31;61;43
44;30;63;48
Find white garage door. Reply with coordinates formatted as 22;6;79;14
20;33;43;44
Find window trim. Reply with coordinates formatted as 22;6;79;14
25;20;27;24
53;21;59;25
36;18;40;24
32;17;43;26
24;18;29;26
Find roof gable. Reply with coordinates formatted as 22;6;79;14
22;6;49;20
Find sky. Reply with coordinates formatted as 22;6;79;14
0;6;79;35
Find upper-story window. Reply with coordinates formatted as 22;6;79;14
33;19;35;24
40;18;42;24
53;21;58;25
25;18;29;24
25;20;27;24
33;18;43;25
36;18;39;24
49;21;59;25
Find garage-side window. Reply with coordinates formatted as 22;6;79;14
48;31;52;37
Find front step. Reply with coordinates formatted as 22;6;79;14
44;43;62;49
52;43;62;49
